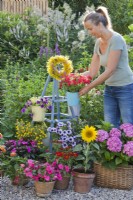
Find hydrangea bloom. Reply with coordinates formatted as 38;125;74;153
107;136;122;152
96;130;109;142
109;128;121;138
123;141;133;157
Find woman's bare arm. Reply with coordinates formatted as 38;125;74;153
79;50;121;96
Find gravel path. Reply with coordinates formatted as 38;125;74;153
1;176;133;200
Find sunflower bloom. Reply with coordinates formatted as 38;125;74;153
81;125;97;143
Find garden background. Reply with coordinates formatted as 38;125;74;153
1;0;133;138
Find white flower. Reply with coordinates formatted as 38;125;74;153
78;30;86;41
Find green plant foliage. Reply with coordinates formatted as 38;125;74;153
80;86;104;125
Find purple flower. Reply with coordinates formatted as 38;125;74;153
120;123;133;131
123;141;133;156
55;43;61;55
26;146;31;153
39;46;45;57
21;107;26;113
107;136;122;152
109;128;121;138
96;130;109;142
62;142;68;148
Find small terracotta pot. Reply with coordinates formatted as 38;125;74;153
34;181;55;197
54;176;70;190
72;168;95;193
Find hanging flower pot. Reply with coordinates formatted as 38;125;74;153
31;106;45;122
72;168;95;193
66;92;80;117
54;175;70;190
34;181;55;197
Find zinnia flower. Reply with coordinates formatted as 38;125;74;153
81;125;97;143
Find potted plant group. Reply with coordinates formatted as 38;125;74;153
16;119;47;148
92;121;133;190
1;152;28;185
59;73;92;116
21;96;52;121
22;159;64;197
72;125;97;193
54;147;78;190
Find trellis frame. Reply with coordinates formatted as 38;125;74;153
0;0;48;15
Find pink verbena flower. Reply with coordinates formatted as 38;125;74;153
123;141;133;157
123;127;133;138
96;130;109;142
107;136;122;152
109;128;121;137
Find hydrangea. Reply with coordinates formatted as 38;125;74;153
96;130;109;142
107;136;122;152
109;128;121;138
123;141;133;157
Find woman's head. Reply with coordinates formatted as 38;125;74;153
84;6;112;30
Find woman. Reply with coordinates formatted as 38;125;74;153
79;6;133;127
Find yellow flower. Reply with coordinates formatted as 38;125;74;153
81;125;97;143
47;55;73;80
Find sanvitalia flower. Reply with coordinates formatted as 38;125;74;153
81;125;97;143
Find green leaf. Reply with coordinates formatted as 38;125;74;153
104;151;111;160
128;24;133;32
73;144;82;152
115;157;123;165
76;155;85;161
92;143;99;150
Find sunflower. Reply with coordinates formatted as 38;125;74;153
81;125;97;143
47;55;73;81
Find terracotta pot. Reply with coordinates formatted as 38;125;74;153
34;181;55;197
54;175;70;190
72;168;95;193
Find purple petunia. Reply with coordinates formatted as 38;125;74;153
123;141;133;157
96;130;109;142
107;136;122;152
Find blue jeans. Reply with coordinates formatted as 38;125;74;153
104;83;133;127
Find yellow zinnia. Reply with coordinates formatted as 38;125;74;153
81;125;97;143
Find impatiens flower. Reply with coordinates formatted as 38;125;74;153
96;130;109;142
107;137;122;152
123;141;133;157
58;164;64;170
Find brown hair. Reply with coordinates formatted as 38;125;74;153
84;6;112;29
